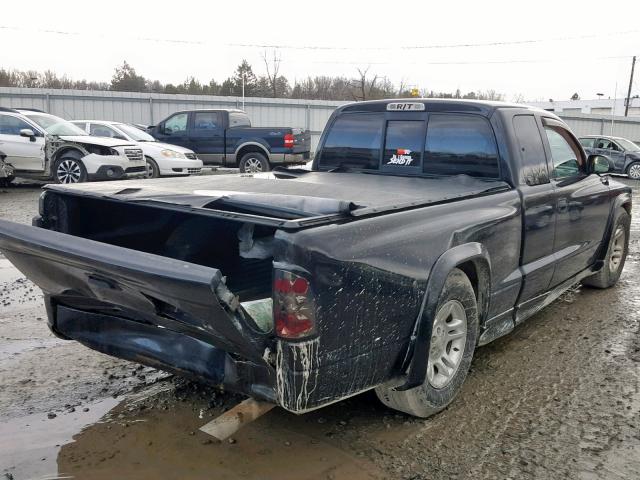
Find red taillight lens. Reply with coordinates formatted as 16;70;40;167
284;133;295;149
273;269;316;339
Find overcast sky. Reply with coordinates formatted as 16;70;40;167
2;0;639;101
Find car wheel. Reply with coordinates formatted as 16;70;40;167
54;157;87;184
626;162;640;179
375;268;479;418
239;152;270;173
0;175;15;187
146;156;161;178
582;208;630;289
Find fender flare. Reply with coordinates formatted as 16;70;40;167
234;141;270;158
395;242;491;391
595;191;632;264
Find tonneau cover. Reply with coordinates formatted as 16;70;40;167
44;171;510;219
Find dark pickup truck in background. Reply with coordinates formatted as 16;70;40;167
0;99;631;419
148;109;311;173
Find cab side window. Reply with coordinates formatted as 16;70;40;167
544;126;585;179
597;139;620;151
0;115;34;136
164;113;188;135
513;115;549;186
194;112;220;130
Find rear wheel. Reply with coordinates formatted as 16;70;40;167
626;162;640;179
239;152;270;173
375;268;479;418
583;208;630;288
54;157;87;184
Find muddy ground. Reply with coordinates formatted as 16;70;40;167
1;178;639;480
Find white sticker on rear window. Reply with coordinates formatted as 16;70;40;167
387;149;415;165
386;103;425;111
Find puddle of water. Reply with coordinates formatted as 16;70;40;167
0;397;120;479
56;400;383;480
1;385;384;480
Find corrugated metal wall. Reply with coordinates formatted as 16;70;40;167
559;113;640;143
0;87;347;152
3;88;640;149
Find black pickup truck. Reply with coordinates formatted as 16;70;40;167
0;99;631;418
148;109;311;173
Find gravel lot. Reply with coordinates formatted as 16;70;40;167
1;178;639;480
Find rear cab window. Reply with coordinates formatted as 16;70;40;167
317;108;500;179
382;120;425;173
318;113;384;170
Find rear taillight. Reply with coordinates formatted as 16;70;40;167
273;269;316;339
284;133;295;149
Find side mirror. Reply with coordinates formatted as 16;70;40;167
19;128;36;142
587;154;610;174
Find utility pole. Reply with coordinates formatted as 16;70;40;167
241;73;246;111
624;55;636;117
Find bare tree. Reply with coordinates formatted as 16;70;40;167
262;49;282;98
349;67;379;101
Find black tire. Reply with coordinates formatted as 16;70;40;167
375;268;479;418
582;208;630;288
626;162;640;180
146;156;160;178
54;156;87;184
239;152;270;173
0;175;15;187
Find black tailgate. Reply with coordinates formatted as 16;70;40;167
0;219;270;364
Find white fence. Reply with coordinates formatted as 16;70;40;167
3;87;640;149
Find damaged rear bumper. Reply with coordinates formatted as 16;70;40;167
51;302;277;401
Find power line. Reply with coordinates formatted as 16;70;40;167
1;25;639;51
304;54;638;66
231;30;640;51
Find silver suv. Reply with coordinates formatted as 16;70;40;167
0;108;147;184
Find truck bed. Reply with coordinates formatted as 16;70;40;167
43;170;510;226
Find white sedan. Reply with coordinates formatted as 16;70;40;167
71;120;203;178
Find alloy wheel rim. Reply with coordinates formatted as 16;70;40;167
609;225;625;272
57;160;81;183
245;158;263;173
629;164;640;179
427;300;468;389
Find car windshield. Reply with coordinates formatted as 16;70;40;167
25;113;88;136
116;123;156;142
615;138;640;151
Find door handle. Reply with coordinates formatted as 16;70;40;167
600;175;609;185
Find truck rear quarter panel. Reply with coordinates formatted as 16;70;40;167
273;190;522;412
